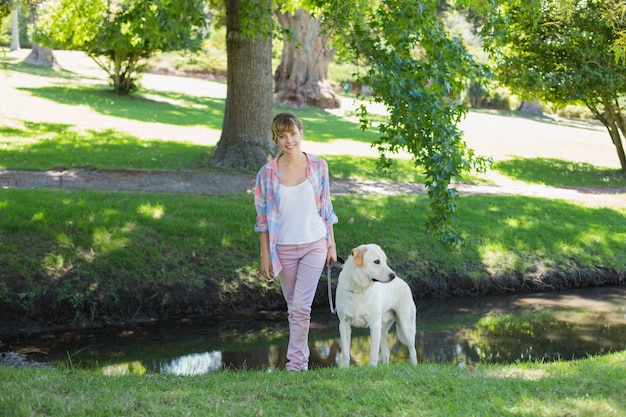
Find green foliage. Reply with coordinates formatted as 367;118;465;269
480;0;626;172
320;0;492;246
0;0;9;19
483;0;626;104
600;0;626;63
34;0;209;95
468;81;512;110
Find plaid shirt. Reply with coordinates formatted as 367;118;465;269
254;153;338;277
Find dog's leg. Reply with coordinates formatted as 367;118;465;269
379;320;393;364
403;322;417;365
369;319;382;366
339;321;352;368
396;310;418;365
408;338;417;364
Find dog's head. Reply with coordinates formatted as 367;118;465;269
350;243;396;287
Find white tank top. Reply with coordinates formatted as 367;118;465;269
277;180;327;245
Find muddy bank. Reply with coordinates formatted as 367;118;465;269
1;264;623;337
411;266;624;297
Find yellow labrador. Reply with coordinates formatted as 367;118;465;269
336;244;417;368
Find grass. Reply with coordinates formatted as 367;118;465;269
496;157;626;187
1;188;624;323
0;121;213;171
1;351;625;416
2;91;624;186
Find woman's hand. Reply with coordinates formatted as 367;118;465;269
260;255;273;281
326;244;337;267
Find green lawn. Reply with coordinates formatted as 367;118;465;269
1;351;625;417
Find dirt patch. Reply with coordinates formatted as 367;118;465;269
2;167;625;208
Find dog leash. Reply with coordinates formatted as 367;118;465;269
327;265;336;314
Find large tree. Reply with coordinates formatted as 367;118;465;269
35;0;208;95
274;8;340;109
210;0;275;169
481;0;626;172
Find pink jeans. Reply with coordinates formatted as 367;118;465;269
276;238;327;371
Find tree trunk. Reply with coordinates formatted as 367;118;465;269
603;102;626;173
211;0;276;170
588;100;626;173
274;9;341;109
10;6;20;51
24;44;57;67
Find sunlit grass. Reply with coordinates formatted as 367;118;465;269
0;120;448;182
1;351;625;416
495;156;626;187
3;56;625;188
1;187;624;324
0;122;212;171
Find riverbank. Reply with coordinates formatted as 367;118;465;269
1;187;624;337
1;49;625;336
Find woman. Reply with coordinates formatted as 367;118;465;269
254;112;338;371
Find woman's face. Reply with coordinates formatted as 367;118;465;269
275;128;302;155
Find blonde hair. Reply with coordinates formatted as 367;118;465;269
271;112;303;143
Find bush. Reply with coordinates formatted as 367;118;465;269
468;81;512;111
554;104;594;120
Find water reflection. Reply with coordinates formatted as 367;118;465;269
2;287;625;375
159;351;222;376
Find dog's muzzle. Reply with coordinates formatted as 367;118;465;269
372;272;396;282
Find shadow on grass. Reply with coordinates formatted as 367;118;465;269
0;121;216;171
460;195;626;273
21;85;378;145
19;85;226;129
20;84;379;144
6;59;98;81
334;193;625;292
0;190;624;324
495;157;626;188
0;190;266;324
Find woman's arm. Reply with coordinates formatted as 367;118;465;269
259;232;273;280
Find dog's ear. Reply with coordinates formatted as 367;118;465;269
352;246;367;268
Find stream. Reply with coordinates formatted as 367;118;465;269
2;286;625;375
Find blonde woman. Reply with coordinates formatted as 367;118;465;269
254;112;338;371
